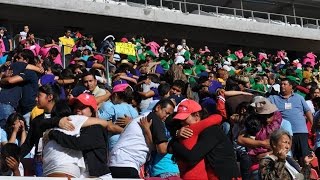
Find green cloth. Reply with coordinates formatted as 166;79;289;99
128;55;136;62
146;50;156;57
138;54;146;61
287;75;300;85
295;69;303;81
228;69;236;76
160;60;170;71
226;54;238;61
245;67;253;73
252;83;266;92
194;64;206;75
296;90;306;98
249;78;255;85
184;51;191;60
183;69;192;76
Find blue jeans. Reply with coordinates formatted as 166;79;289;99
221;122;231;135
0;103;15;128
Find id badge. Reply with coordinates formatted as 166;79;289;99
285;103;292;110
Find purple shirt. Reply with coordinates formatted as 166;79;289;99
208;80;222;95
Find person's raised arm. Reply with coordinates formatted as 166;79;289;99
224;90;253;97
82;117;123;134
48;125;107;151
95;90;111;104
25;64;44;74
138;90;155;99
0;75;23;85
138;117;153;150
119;75;137;84
237;131;270;149
169;126;221;166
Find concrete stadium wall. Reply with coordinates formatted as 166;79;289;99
1;0;320;53
2;0;320;41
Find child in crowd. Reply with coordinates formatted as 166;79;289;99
138;74;160;112
0;143;24;176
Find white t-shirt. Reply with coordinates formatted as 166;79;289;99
42;115;88;177
108;112;150;171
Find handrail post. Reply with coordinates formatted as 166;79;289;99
284;15;287;25
145;0;147;7
198;4;201;14
160;0;162;8
251;11;254;20
216;6;218;14
301;17;303;27
234;8;236;17
61;45;66;69
13;38;16;49
179;1;182;12
267;13;270;23
316;19;319;29
105;55;110;87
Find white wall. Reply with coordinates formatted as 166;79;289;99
1;0;320;41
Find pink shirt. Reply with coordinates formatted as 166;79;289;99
235;50;244;59
303;52;317;67
277;50;285;60
258;52;267;61
0;39;5;56
39;46;62;66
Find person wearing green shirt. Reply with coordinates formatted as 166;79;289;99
251;76;267;93
160;59;171;71
225;49;238;61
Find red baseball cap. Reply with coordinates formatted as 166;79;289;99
173;100;202;120
113;83;130;93
121;37;129;43
93;54;104;63
70;93;98;111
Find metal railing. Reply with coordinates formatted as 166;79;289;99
91;0;320;29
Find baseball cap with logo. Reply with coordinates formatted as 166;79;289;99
70;93;97;111
173;99;202;120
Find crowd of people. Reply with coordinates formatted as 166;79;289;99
0;24;320;180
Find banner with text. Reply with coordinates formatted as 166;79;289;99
115;42;136;56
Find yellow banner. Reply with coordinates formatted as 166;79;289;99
115;42;136;56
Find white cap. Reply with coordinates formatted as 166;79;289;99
113;54;121;61
177;45;183;51
175;55;185;64
223;65;231;71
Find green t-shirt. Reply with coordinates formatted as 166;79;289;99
194;64;206;75
226;54;238;61
245;67;253;73
146;50;156;57
295;69;303;81
128;55;136;62
228;69;236;76
160;60;170;71
184;51;191;60
287;75;300;85
252;83;266;92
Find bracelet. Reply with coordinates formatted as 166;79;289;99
175;130;179;137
